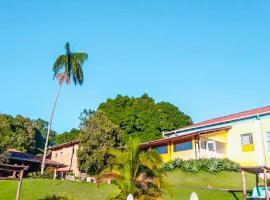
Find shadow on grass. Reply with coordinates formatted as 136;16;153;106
38;195;70;200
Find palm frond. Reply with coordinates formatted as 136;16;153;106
52;55;66;79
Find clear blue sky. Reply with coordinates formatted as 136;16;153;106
0;1;270;133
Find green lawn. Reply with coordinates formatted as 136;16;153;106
0;171;256;200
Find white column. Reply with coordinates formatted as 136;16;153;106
254;118;266;166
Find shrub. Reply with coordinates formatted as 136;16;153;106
204;158;222;173
181;159;201;173
162;158;240;173
29;167;54;179
173;158;184;168
220;158;240;172
162;161;175;172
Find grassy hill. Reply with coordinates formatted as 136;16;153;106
0;171;256;200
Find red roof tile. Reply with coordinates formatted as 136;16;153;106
170;106;270;133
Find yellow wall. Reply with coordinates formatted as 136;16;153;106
226;121;258;166
155;117;270;167
171;138;196;160
155;138;196;162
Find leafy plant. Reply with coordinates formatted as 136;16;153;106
99;137;165;200
162;158;240;173
205;158;221;173
181;160;201;173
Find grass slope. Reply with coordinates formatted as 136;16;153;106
0;171;255;200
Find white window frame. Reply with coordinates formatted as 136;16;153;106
206;141;216;152
266;131;270;152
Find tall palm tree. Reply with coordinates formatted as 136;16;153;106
99;138;165;200
41;42;88;174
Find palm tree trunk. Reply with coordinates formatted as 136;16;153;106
41;83;63;175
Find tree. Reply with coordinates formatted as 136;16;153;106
98;94;193;143
33;118;56;153
77;110;121;175
100;137;165;200
55;128;81;144
41;42;88;174
0;114;55;155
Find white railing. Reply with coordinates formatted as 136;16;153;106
199;148;225;159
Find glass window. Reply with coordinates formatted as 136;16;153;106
155;146;168;154
241;133;253;145
206;141;216;152
174;141;192;152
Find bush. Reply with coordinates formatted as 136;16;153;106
181;159;201;173
162;158;240;173
204;158;222;173
29;167;54;179
162;161;175;172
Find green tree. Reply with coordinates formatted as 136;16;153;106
0;114;56;154
55;128;81;144
41;42;88;174
100;137;165;200
98;94;192;143
0;114;36;153
33;118;56;153
77;110;121;175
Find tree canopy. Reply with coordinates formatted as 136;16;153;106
77;110;121;175
55;128;81;145
98;94;192;143
0;114;56;154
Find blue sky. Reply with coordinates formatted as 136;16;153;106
0;1;270;133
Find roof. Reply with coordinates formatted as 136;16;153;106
7;151;41;163
5;150;65;167
165;106;270;135
139;126;231;148
48;140;79;150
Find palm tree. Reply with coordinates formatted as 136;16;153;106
41;42;88;174
99;138;165;200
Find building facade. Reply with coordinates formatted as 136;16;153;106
48;140;80;177
49;106;270;178
141;106;270;167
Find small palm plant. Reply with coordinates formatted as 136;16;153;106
41;42;88;174
100;137;165;200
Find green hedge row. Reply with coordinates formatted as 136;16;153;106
162;158;240;173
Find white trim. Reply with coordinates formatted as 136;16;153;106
164;110;270;135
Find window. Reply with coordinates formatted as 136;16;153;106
55;153;58;158
241;133;254;152
266;132;270;152
241;133;253;145
155;146;168;154
174;141;192;152
206;141;216;152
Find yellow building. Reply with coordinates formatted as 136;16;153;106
141;106;270;167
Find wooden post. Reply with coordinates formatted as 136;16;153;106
263;169;269;200
241;170;247;200
194;136;198;159
53;168;57;180
15;169;24;200
256;174;259;188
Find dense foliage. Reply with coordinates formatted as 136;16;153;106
0;114;56;154
77;110;121;175
100;137;165;200
162;158;240;173
55;128;81;144
98;94;193;143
